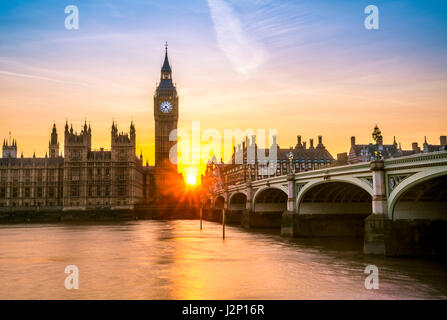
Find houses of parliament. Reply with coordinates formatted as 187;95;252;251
0;46;182;212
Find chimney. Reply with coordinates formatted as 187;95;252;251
412;142;420;153
297;135;302;146
303;141;307;149
318;135;323;147
309;139;314;149
336;152;348;165
440;136;446;147
351;136;356;146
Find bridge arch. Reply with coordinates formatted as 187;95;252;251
389;168;447;220
253;186;288;213
296;178;373;215
229;192;247;211
296;177;373;213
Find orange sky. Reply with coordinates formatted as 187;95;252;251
1;47;446;174
1;1;446;179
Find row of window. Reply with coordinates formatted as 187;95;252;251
0;186;60;199
0;169;61;180
69;185;127;198
0;201;57;207
88;185;111;197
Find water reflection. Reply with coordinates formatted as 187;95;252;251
0;220;446;299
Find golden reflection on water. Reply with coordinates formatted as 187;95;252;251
0;220;446;299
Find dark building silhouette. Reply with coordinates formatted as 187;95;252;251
0;45;187;211
150;43;184;200
203;134;335;187
0;122;145;209
423;136;447;153
348;129;447;164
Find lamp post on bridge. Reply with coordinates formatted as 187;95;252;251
222;175;229;239
372;125;383;161
288;153;294;174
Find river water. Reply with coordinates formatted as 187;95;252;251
0;220;446;299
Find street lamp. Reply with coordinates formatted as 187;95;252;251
289;153;294;174
372;125;383;161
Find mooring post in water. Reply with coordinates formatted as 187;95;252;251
222;208;226;239
200;207;203;230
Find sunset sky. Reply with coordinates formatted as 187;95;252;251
0;0;446;176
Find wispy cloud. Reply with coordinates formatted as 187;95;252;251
0;70;87;86
207;0;267;74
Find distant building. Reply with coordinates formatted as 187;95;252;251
203;134;335;187
348;131;447;164
423;136;447;153
0;122;147;210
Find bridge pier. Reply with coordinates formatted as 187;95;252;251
241;180;254;229
281;174;297;236
363;160;388;255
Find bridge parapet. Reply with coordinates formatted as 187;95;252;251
213;151;447;200
384;150;447;168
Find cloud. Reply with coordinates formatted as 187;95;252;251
0;70;86;86
207;0;267;74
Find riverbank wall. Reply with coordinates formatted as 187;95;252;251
0;204;200;223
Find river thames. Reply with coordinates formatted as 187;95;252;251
0;220;446;299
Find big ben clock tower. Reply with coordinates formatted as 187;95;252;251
153;43;179;195
154;43;178;170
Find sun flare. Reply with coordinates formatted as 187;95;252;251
186;172;198;186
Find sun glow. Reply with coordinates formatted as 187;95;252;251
186;174;197;186
184;167;200;186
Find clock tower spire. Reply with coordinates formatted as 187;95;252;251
161;41;172;79
154;42;178;172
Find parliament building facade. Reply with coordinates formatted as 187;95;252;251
0;121;146;211
0;46;182;212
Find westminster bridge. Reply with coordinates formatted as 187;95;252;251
207;151;447;256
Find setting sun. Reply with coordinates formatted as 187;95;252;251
185;172;198;186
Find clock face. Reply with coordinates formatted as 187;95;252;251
160;101;173;114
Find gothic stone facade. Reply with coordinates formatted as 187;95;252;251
0;122;145;211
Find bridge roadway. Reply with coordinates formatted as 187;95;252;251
207;151;447;256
